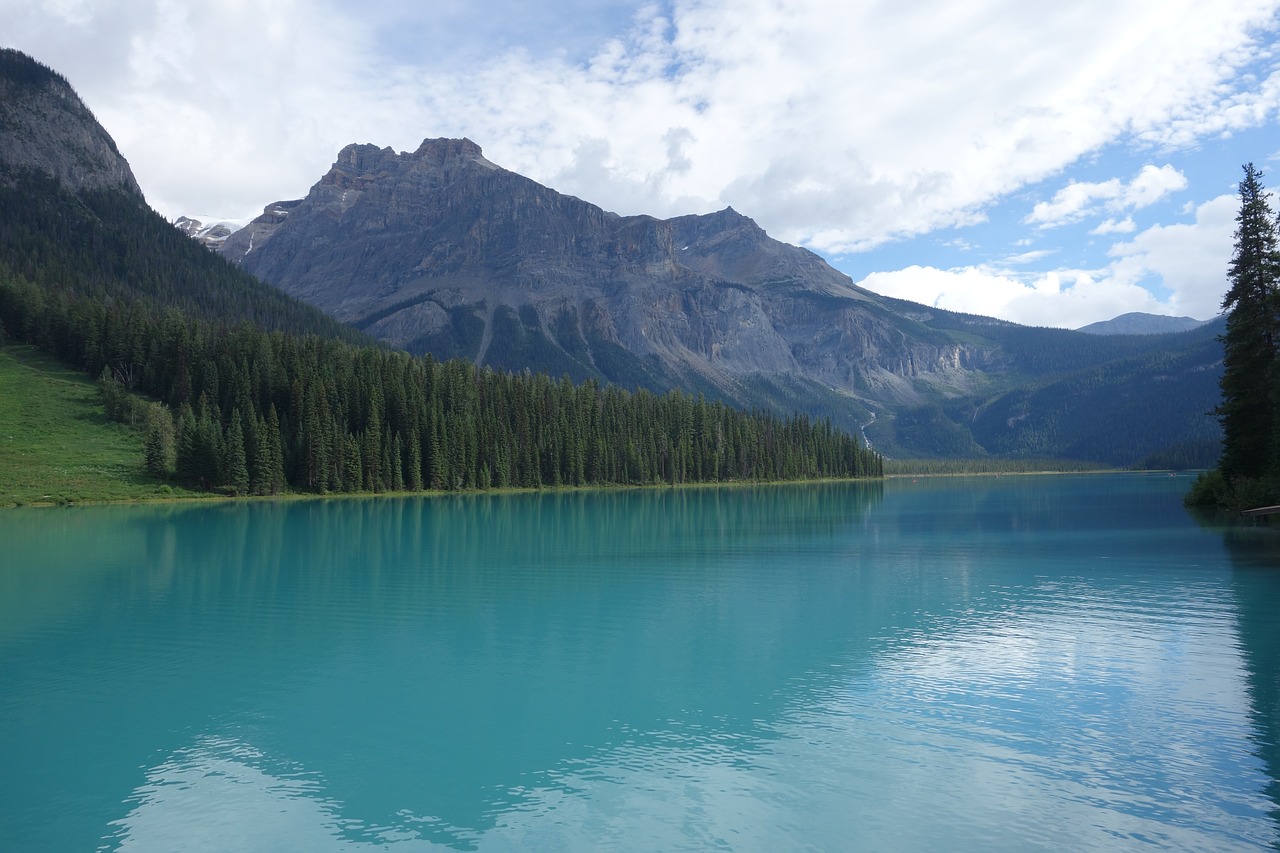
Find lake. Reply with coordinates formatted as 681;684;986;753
1;474;1278;851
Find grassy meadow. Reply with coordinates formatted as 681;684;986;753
0;345;202;505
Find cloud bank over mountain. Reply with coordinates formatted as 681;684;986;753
5;0;1278;326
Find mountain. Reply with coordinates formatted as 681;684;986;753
221;139;1015;423
0;49;879;499
173;216;241;250
0;49;142;197
1076;312;1212;336
217;137;1222;465
0;48;368;345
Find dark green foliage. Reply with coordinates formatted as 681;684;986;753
0;134;880;495
1135;437;1220;472
143;402;176;478
484;305;593;379
1217;163;1280;488
402;305;487;361
0;48;67;91
0;170;370;345
887;403;988;459
967;321;1224;466
1184;469;1231;508
2;272;879;494
223;410;250;496
1184;163;1280;510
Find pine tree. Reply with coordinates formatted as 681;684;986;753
223;412;250;496
264;404;286;495
143;402;176;479
1217;163;1280;491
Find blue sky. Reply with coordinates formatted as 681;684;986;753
6;0;1280;327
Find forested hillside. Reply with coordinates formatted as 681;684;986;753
0;265;877;494
0;51;878;498
0;170;369;345
216;136;1223;467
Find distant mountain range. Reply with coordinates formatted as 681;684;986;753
0;46;1223;467
1076;312;1213;336
208;138;1223;465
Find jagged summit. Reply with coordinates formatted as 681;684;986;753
326;138;501;178
0;48;143;197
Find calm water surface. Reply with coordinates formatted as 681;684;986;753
1;474;1278;851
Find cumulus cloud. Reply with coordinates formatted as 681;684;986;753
6;0;1278;235
1026;164;1189;228
2;0;1277;325
858;194;1235;327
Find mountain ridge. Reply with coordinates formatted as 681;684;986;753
0;49;142;197
1076;312;1212;336
213;137;1222;464
220;138;1006;416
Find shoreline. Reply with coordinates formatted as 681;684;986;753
0;474;886;510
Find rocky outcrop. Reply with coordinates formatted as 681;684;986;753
0;49;143;197
218;137;1003;427
214;137;1221;461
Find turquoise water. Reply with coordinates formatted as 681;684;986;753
1;474;1278;851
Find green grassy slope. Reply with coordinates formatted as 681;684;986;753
0;345;202;505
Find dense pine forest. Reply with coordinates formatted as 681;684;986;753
0;170;879;496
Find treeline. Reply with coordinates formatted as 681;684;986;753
883;458;1108;477
0;169;370;345
0;274;881;494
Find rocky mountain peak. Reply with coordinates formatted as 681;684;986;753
326;137;501;180
410;136;497;168
0;48;143;198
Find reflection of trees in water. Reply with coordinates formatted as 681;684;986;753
112;483;892;839
1216;522;1280;830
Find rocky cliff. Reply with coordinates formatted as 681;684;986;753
221;138;1015;431
0;49;143;197
216;137;1221;462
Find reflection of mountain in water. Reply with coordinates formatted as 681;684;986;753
5;479;1278;850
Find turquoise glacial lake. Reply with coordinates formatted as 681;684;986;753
1;474;1278;851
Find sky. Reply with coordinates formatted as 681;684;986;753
6;0;1280;328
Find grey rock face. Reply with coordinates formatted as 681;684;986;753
220;137;997;424
0;49;143;197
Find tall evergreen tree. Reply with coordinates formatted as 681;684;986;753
1217;163;1280;488
223;412;250;496
143;402;176;479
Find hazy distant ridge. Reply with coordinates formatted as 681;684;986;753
1076;312;1211;336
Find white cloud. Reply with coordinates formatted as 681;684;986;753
1091;217;1137;235
2;0;1277;328
1106;192;1237;320
857;264;1169;329
1125;163;1191;207
4;0;1278;244
1026;164;1188;228
858;194;1235;327
1001;249;1056;266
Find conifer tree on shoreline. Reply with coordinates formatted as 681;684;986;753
1188;163;1280;509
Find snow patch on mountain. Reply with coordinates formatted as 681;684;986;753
174;215;247;249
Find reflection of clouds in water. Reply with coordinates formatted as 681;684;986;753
762;594;1275;852
105;736;448;851
105;628;1276;853
104;731;790;852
